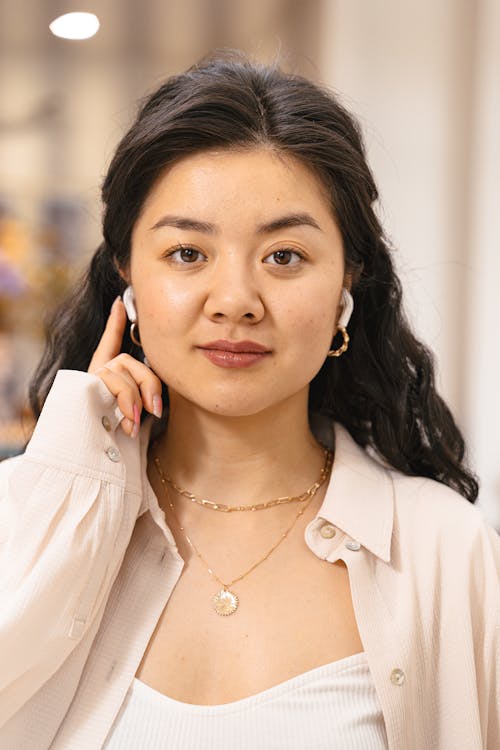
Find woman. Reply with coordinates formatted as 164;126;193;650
0;52;498;749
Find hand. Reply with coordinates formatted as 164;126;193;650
88;297;163;437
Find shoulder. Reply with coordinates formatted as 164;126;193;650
0;455;25;543
0;454;24;490
389;470;499;569
331;421;498;565
390;469;487;527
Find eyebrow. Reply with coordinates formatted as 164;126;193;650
149;212;323;234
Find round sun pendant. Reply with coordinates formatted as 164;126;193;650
213;588;239;616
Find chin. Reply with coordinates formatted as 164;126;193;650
203;397;274;418
170;386;285;418
198;385;308;419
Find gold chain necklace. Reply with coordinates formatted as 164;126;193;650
153;455;331;512
152;448;333;616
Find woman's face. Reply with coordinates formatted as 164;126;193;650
129;147;348;417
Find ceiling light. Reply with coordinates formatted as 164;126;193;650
49;12;100;40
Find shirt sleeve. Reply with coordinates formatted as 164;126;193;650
0;370;142;727
471;518;500;749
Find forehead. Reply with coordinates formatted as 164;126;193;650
136;147;335;230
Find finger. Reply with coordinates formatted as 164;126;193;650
88;297;127;373
93;365;142;431
108;355;163;418
121;417;135;436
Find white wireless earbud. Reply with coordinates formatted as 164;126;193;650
122;285;137;323
122;285;148;363
338;288;354;328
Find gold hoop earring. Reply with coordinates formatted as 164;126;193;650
327;327;349;357
130;322;142;348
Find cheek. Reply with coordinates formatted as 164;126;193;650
283;293;338;354
137;281;197;335
298;317;336;359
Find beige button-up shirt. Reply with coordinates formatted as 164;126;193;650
0;370;498;749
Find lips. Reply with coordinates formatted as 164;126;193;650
198;339;271;369
199;339;271;354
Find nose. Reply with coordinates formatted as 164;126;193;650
203;258;265;324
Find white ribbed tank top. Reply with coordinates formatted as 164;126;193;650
103;651;388;749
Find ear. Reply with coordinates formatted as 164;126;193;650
113;258;130;285
343;271;353;292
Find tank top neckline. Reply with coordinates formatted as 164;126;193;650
132;650;367;714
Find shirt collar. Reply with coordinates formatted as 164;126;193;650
138;414;394;563
310;416;394;563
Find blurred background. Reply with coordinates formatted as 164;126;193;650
0;0;498;528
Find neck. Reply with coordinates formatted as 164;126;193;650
153;389;327;509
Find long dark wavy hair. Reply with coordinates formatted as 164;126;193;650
29;50;478;503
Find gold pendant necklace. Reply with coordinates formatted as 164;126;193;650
213;588;239;616
153;448;333;616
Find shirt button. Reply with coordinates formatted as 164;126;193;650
320;523;337;539
106;446;121;462
101;416;112;432
390;668;406;686
345;539;361;551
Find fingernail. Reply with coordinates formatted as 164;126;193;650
111;296;121;312
131;403;140;439
152;394;163;419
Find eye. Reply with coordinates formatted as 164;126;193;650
164;245;206;264
263;248;305;267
